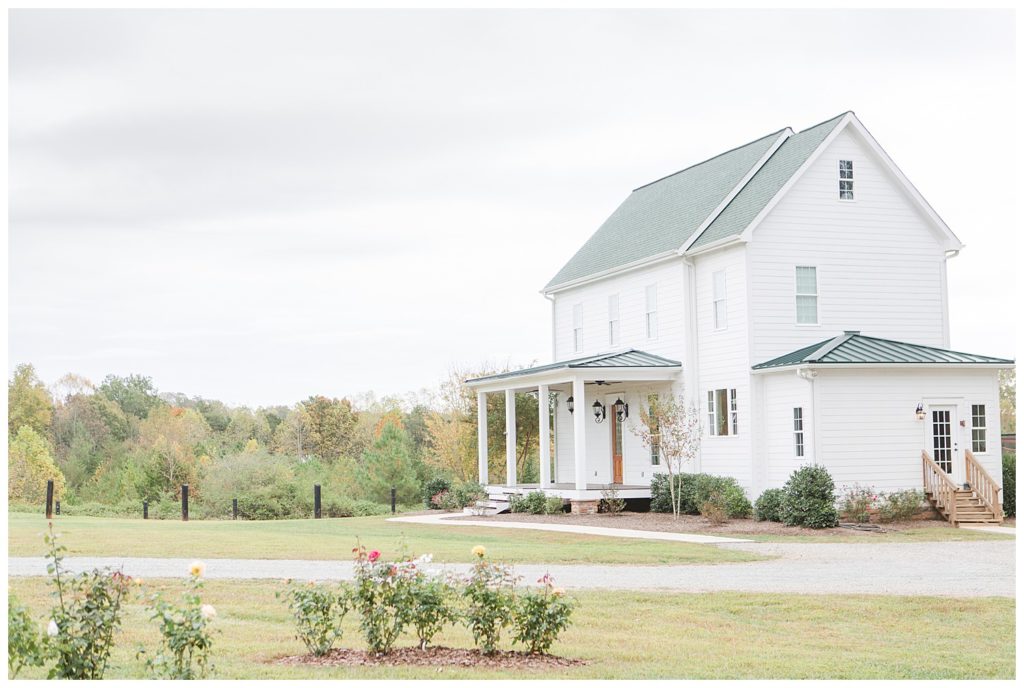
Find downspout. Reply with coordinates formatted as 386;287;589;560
544;292;556;362
940;249;959;350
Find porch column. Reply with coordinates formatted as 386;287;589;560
572;376;587;491
505;389;517;487
538;384;551;486
476;391;488;486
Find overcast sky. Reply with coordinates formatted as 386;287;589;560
8;9;1016;407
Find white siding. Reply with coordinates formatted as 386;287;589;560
747;127;950;364
551;260;686;362
760;371;814;489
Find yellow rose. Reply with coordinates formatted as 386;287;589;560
472;545;486;558
189;561;206;578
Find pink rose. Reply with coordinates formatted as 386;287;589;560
368;550;381;563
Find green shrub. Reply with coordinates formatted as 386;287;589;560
781;465;839;529
599;487;626;514
441;482;486;510
139;565;217;678
406;564;456;650
277;581;351;657
508;494;527;513
351;546;414;654
650;473;751;518
839;484;877;523
512;574;575;654
422;476;452;510
877;489;923;523
8;594;47;677
753;488;786;522
463;547;516;654
544;497;566;515
1003;452;1015;518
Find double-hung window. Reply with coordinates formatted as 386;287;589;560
712;270;727;330
839;160;854;200
572;304;583;353
647;394;660;465
608;294;620;347
793;407;805;457
645;285;658;339
796;266;818;325
707;388;738;436
971;404;987;453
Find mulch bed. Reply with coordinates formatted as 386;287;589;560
274;646;586;669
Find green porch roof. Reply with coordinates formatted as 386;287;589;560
752;332;1013;370
466;349;681;384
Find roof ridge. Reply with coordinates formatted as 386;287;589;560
797;111;853;134
632;127;790;192
805;332;855;362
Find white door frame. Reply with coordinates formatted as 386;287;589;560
923;400;965;486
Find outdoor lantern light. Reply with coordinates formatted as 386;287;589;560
566;396;574;414
915;403;925;421
613;398;629;422
592;400;606;423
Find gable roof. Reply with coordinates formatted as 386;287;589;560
752;332;1013;371
465;349;681;385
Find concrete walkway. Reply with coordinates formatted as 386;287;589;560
8;539;1014;597
961;525;1016;536
387;512;752;544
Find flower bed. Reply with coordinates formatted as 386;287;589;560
273;646;586;669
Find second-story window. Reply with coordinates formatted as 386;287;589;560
712;269;727;330
795;266;818;325
573;304;583;353
839;160;854;200
608;294;619;347
645;284;658;339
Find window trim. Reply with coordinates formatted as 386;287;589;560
971;404;988;454
607;294;620;347
839;159;855;202
793;407;805;457
795;265;819;326
645;284;658;340
712;269;727;331
707;387;738;437
572;303;583;353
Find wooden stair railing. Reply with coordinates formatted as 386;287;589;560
965;450;1003;523
922;450;959;525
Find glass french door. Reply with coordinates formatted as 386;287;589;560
930;405;961;483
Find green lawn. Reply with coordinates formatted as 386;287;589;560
8;577;1014;679
7;513;762;565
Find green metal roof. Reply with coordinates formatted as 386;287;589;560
543;128;788;291
752;332;1014;370
466;349;681;384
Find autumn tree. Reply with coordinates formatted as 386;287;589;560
98;373;164;419
135;406;212;499
301;395;358;462
8;364;53;439
1000;369;1016;435
631;392;702;519
8;425;66;503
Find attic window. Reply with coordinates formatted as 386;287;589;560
839;160;854;200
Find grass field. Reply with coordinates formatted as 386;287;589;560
7;513;763;565
7;577;1014;679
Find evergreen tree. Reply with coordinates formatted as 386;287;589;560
355;421;420;504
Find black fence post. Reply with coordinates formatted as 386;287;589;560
390;486;396;514
314;484;322;519
232;498;238;520
143;501;149;519
45;480;54;519
181;485;189;522
55;501;61;516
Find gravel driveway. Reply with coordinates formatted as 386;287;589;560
8;540;1014;597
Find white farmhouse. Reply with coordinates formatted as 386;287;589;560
466;112;1012;523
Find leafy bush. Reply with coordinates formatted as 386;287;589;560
139;564;217;678
8;594;47;677
781;465;839;529
44;524;134;679
876;489;923;523
599;487;626;514
650;473;751;518
277;581;351;657
440;482;486;510
1003;452;1015;518
351;546;415;654
512;573;575;654
508;494;527;513
422;476;452;510
699;491;728;525
406;563;456;650
544;497;566;515
753;488;785;522
463;546;516;654
839;484;877;523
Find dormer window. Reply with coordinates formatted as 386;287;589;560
839;160;854;200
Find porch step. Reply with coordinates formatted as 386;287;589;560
461;499;510;516
924;489;1001;527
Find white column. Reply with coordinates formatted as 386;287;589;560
476;391;488;486
505;389;517;487
538;385;551;486
572;376;587;491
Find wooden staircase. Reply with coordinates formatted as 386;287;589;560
922;450;1003;527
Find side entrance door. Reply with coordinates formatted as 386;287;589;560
929;405;963;485
610;401;624;484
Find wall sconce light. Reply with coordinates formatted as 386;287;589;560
613;398;629;422
915;403;925;421
566;396;574;414
592;400;606;423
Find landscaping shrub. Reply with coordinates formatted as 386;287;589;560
839;484;877;523
406;563;457;650
351;546;415;654
877;489;924;523
1003;451;1015;518
463;546;516;654
781;465;839;529
650;473;752;518
508;494;526;513
8;594;47;678
278;581;351;657
600;486;626;514
440;481;486;510
753;488;785;522
544;496;566;515
422;476;452;510
699;491;728;525
139;562;217;678
512;573;575;654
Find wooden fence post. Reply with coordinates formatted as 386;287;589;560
314;484;322;519
232;498;238;520
45;480;54;519
390;486;396;514
143;501;149;519
181;485;189;522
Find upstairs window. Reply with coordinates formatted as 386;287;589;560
793;407;805;457
795;266;818;325
839;160;854;200
645;284;658;339
712;270;727;330
971;404;987;453
608;294;620;347
648;394;661;465
707;388;738;436
572;304;583;353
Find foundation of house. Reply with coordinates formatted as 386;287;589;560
570;499;600;515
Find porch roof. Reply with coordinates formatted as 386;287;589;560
752;332;1014;371
465;349;681;386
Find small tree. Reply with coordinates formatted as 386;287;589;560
631;393;701;519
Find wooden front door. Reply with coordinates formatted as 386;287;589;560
611;408;624;484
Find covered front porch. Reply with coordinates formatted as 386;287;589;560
465;349;681;504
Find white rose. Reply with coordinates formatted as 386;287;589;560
47;619;59;637
200;604;217;620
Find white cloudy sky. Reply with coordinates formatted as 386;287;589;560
8;9;1016;407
